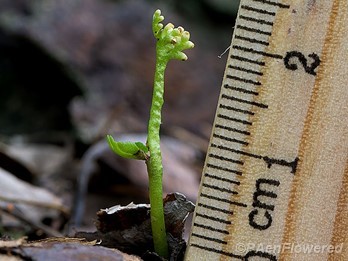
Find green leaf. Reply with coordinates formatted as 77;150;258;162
135;142;149;153
106;135;148;160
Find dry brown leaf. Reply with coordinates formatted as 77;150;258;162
0;168;67;222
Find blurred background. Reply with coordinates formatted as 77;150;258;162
0;0;239;240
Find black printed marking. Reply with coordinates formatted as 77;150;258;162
235;35;270;46
224;84;259;96
252;0;291;8
190;244;244;259
237;25;272;36
228;64;264;75
211;144;262;159
248;178;280;230
222;94;268;108
226;75;261;86
205;173;241;185
195;212;232;225
252;178;280;210
284;51;321;76
215;124;251;135
209;153;244;165
217;113;253;126
239;15;273;26
211;139;299;174
207;163;243;175
249;208;273;230
220;104;255;115
191;233;227;245
203;183;238;194
263;156;299;174
241;5;276;16
233;45;283;59
198;202;234;215
213;133;248;145
230;54;266;66
201;193;248;207
194;223;229;235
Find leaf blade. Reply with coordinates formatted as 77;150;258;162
106;135;147;160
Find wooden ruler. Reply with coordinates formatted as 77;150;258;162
185;0;348;260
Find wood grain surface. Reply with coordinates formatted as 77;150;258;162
185;0;348;260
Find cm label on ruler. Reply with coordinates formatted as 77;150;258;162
186;0;347;260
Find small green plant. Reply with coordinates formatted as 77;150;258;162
107;9;194;258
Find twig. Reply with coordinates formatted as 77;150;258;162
0;195;69;216
0;206;63;238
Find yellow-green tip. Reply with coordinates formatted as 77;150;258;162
152;9;194;62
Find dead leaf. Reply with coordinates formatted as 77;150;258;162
76;192;194;260
1;237;142;261
0;168;67;225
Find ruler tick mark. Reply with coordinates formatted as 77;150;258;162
236;25;272;36
222;94;268;109
215;124;251;135
201;193;248;208
233;45;283;59
190;244;244;259
241;5;276;16
211;143;299;174
228;64;264;75
208;153;244;165
252;0;290;9
191;233;228;245
219;104;255;115
217;113;253;126
235;35;269;46
213;133;248;146
207;163;243;175
195;212;232;225
193;223;230;235
203;183;239;194
224;84;259;96
198;202;234;215
211;144;261;159
226;75;261;86
205;173;241;185
239;15;274;26
230;55;266;66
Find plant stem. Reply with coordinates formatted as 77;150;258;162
146;56;169;258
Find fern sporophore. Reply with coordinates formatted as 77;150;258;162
107;9;194;258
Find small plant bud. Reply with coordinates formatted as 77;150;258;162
152;9;194;62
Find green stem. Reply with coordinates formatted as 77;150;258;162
146;56;169;258
107;9;193;258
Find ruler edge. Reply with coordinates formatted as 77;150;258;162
185;0;245;256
